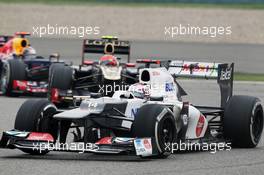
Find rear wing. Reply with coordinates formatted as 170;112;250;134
136;59;161;68
0;35;13;47
165;60;234;108
82;38;130;64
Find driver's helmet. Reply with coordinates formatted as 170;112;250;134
99;55;118;66
128;83;150;99
23;46;36;58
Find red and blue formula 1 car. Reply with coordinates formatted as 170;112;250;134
0;32;63;96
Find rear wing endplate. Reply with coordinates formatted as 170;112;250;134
166;60;234;108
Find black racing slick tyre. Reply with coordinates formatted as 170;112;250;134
48;63;65;87
224;95;264;148
49;64;72;90
48;64;72;107
132;104;177;158
1;59;26;97
14;99;58;155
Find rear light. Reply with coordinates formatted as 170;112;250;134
125;63;136;67
83;60;94;65
51;88;59;103
196;114;205;137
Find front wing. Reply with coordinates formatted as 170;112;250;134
0;130;159;157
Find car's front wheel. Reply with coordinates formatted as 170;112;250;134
132;104;177;158
14;99;58;155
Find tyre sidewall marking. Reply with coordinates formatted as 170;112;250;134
250;101;263;145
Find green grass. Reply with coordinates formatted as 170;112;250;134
234;72;264;82
0;0;264;10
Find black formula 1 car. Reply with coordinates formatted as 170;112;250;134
0;61;263;158
0;32;64;96
48;36;140;107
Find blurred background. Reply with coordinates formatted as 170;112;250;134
0;0;264;77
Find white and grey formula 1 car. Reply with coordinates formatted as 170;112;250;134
0;61;263;158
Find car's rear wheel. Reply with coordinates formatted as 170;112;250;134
132;104;177;158
223;95;264;148
48;63;64;86
1;59;26;97
14;99;58;155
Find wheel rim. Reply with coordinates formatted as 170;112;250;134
1;63;10;94
158;117;176;152
250;106;263;144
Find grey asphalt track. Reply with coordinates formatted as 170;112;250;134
1;39;264;175
29;38;264;73
0;80;264;175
